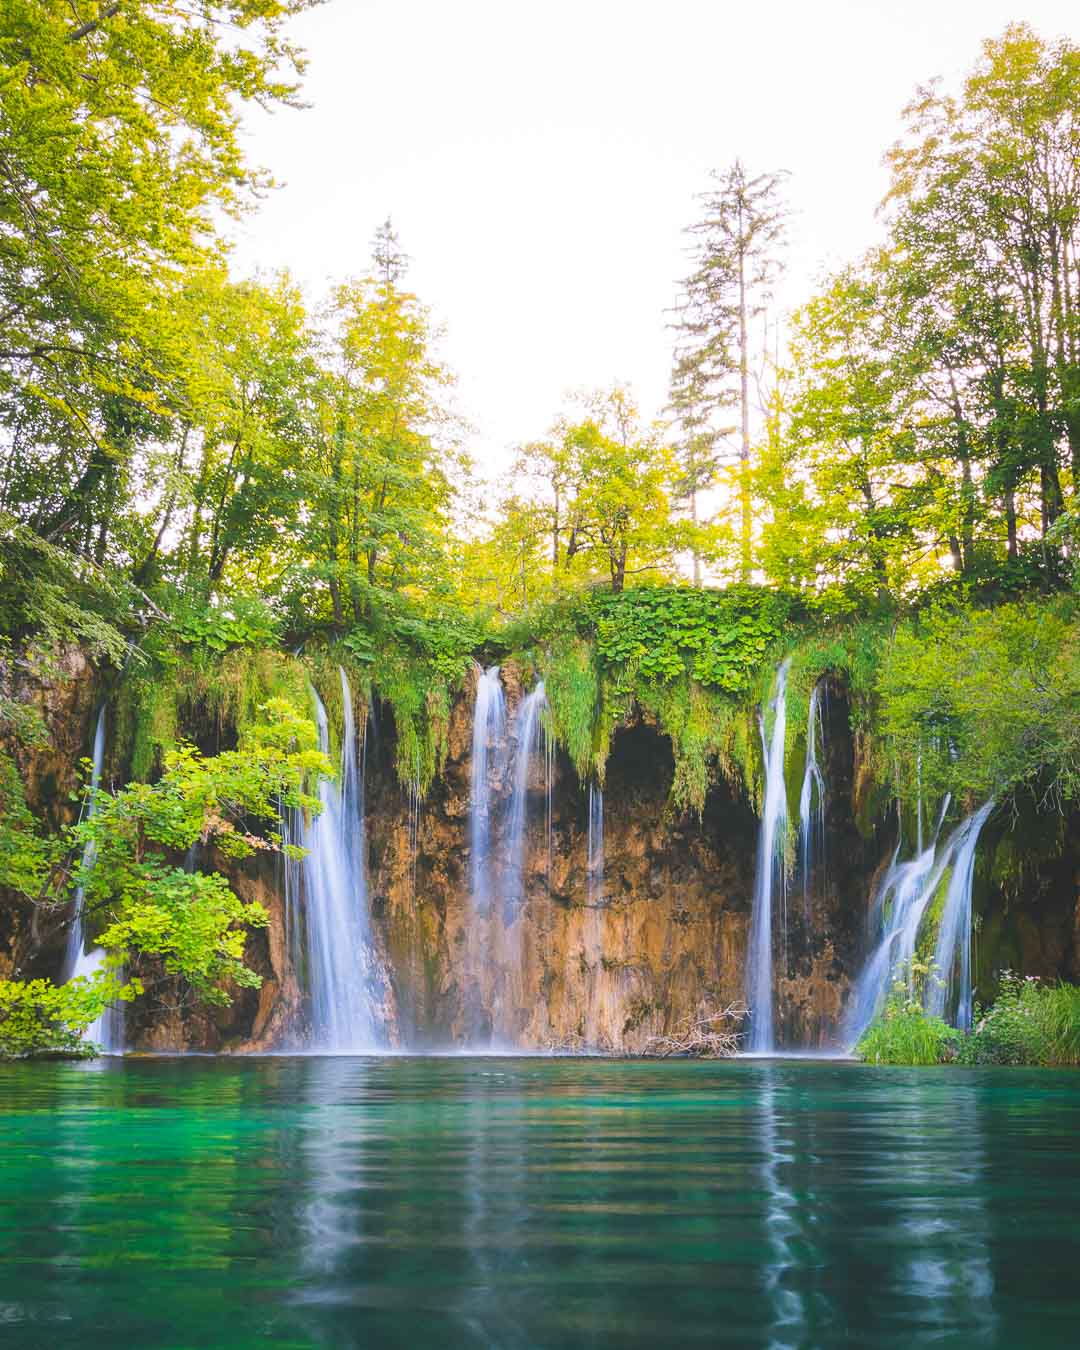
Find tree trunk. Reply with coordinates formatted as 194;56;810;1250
738;238;752;581
690;484;701;588
1005;488;1018;561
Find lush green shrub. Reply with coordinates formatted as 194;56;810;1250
0;966;134;1059
960;972;1080;1066
588;584;792;694
856;1003;960;1065
877;600;1080;808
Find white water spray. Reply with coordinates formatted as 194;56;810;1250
469;666;506;916
845;799;994;1045
504;682;547;919
798;682;826;922
297;669;383;1051
65;706;123;1053
747;659;791;1053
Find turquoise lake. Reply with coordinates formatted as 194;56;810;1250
1;1056;1078;1348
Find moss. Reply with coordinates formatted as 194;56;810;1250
634;679;747;817
116;646;309;781
541;636;601;780
364;645;462;794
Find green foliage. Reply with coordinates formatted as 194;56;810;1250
590;585;790;695
856;1003;960;1065
78;699;327;1004
858;969;1080;1067
878;601;1080;806
636;679;745;816
959;973;1080;1066
0;682;53;900
0;749;53;900
365;646;456;794
541;636;602;780
856;960;960;1065
0;961;138;1059
117;645;309;782
98;868;267;1007
169;598;281;653
0;520;134;673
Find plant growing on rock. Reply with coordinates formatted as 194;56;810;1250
0;700;329;1057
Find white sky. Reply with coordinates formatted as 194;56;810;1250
231;0;1080;477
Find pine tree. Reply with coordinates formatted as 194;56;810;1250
670;161;789;580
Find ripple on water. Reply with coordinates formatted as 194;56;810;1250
0;1057;1078;1348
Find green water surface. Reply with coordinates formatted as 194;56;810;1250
0;1056;1077;1348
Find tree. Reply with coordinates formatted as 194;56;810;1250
671;161;789;579
759;264;924;607
559;387;680;594
0;2;319;563
297;235;459;628
170;270;314;599
885;24;1080;540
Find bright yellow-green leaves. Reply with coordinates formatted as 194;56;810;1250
0;697;329;1057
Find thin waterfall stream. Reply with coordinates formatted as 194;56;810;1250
798;681;826;922
845;799;995;1045
469;666;506;918
747;659;791;1053
504;681;547;922
584;780;606;1047
294;668;384;1051
65;704;124;1053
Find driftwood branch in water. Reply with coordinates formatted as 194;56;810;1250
641;1003;747;1058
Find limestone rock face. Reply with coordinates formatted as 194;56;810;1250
11;652;1080;1055
182;667;877;1054
361;669;876;1054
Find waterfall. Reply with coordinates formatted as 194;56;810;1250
926;800;995;1031
798;682;826;921
583;780;607;1048
845;800;994;1045
298;668;381;1052
65;706;123;1053
469;666;506;916
587;781;604;905
504;681;547;919
747;658;790;1054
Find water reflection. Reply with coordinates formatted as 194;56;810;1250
880;1078;996;1346
756;1071;809;1348
0;1058;1077;1348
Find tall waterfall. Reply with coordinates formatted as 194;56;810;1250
798;682;826;920
298;669;381;1052
587;781;604;905
469;666;506;915
747;659;791;1054
583;780;607;1048
845;799;994;1045
926;801;995;1031
65;706;123;1053
505;681;547;918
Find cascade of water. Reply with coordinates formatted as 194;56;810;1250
583;779;607;1048
845;799;994;1045
587;781;604;905
300;669;380;1051
797;681;826;921
65;706;124;1053
926;799;995;1031
747;659;791;1054
469;666;506;915
504;682;547;918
